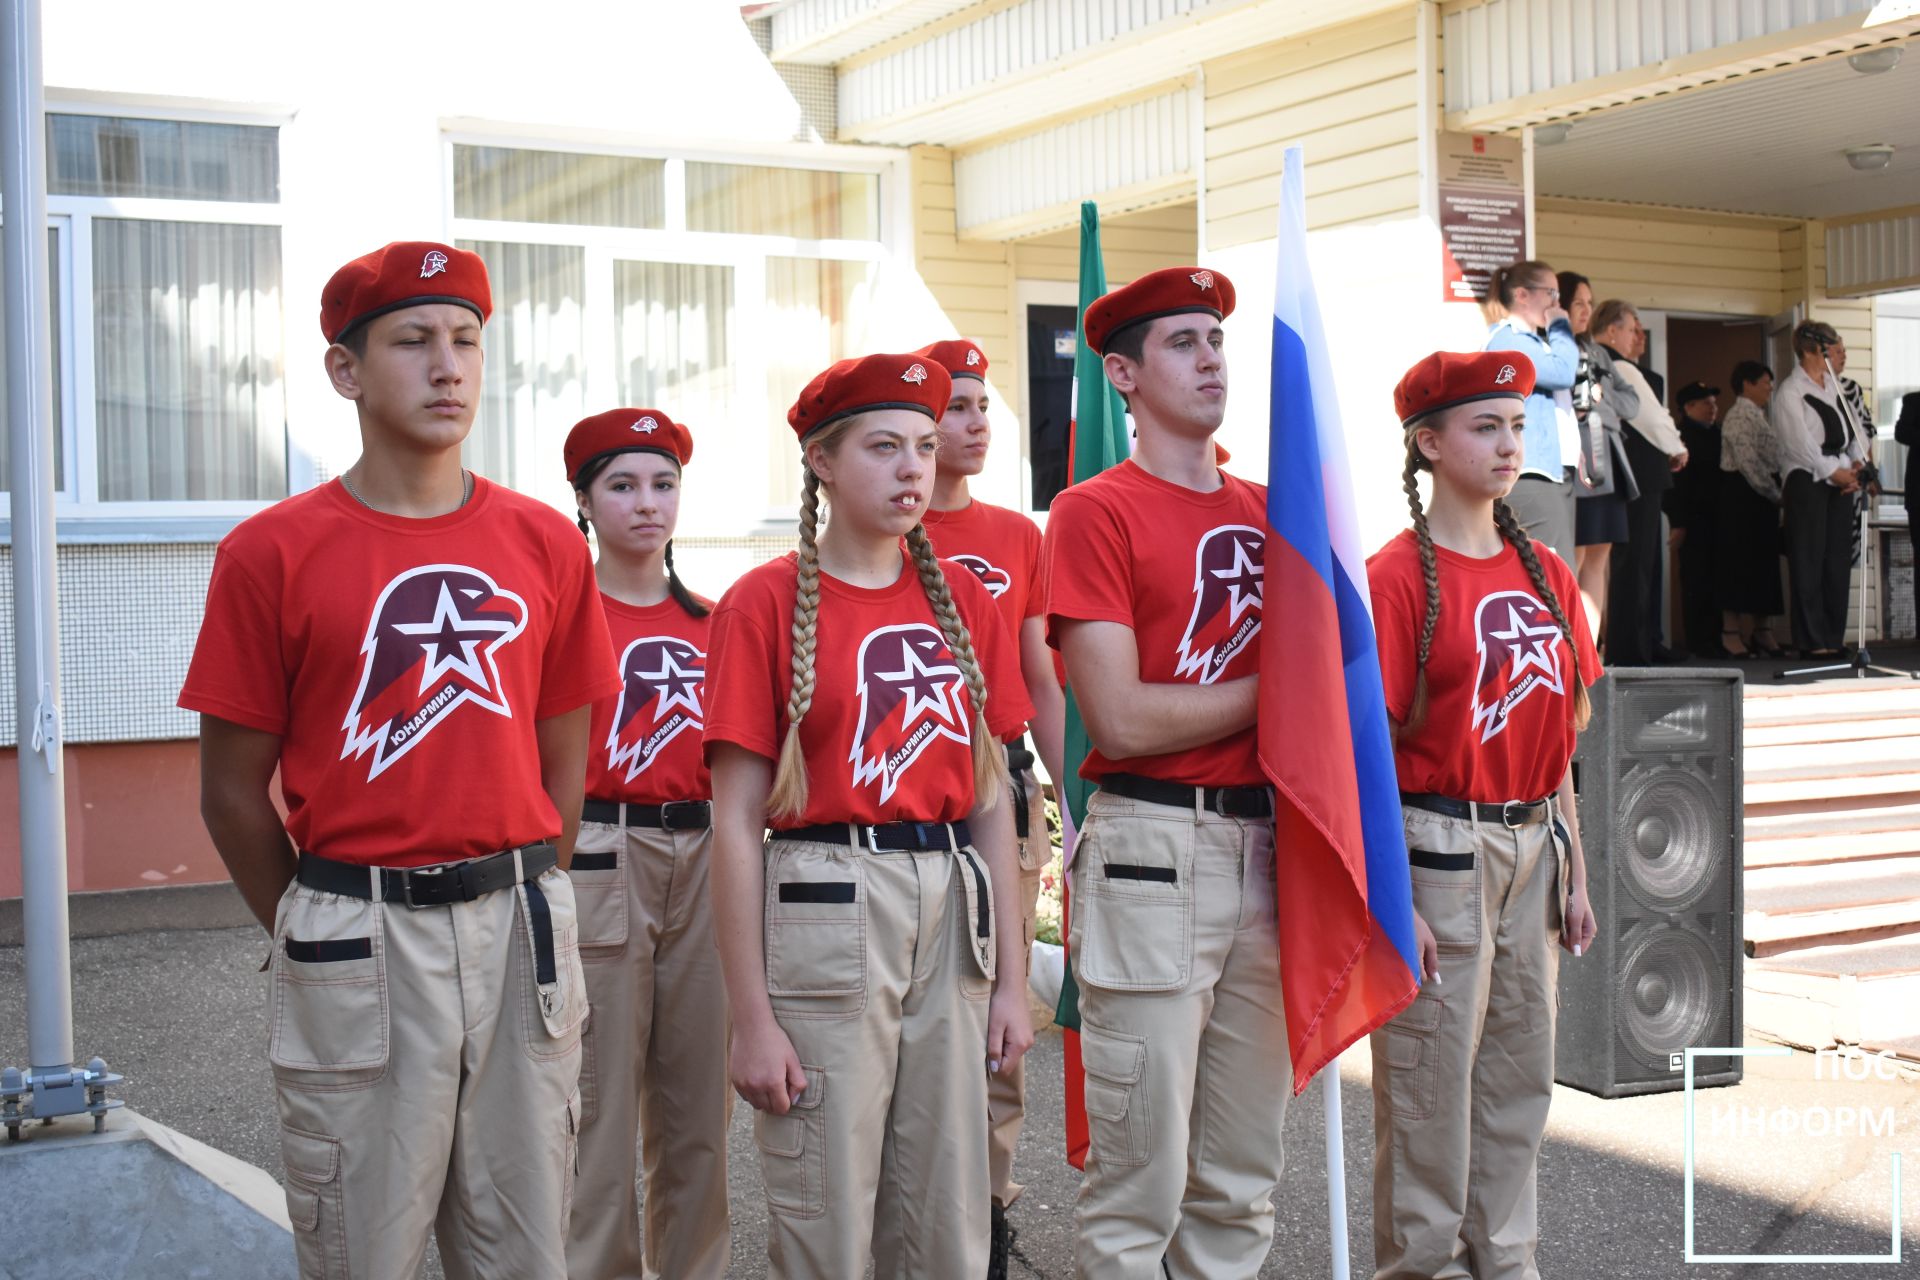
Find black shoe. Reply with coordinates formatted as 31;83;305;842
1652;644;1689;664
988;1202;1008;1280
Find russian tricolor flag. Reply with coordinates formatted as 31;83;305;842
1262;146;1421;1095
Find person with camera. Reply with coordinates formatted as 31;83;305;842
1772;321;1869;659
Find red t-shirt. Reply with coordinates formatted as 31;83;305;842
1368;530;1601;802
585;593;713;804
702;553;1034;826
1044;460;1268;787
178;478;620;867
920;499;1046;639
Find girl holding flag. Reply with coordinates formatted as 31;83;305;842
701;352;1035;1278
1366;349;1601;1280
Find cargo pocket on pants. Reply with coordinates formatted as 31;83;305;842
956;846;997;1000
281;1125;347;1279
755;1067;826;1220
1383;993;1441;1123
1405;809;1483;956
269;895;389;1087
1071;815;1192;992
1080;1023;1151;1167
569;825;629;951
519;868;590;1062
764;843;868;1020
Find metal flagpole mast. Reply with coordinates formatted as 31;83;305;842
1324;1055;1351;1280
0;0;120;1138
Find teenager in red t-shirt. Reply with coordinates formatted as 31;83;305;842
1366;349;1601;1280
559;409;728;1280
179;242;617;1279
703;352;1036;1278
1044;267;1288;1277
913;338;1062;1262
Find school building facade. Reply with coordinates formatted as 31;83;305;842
4;0;1918;894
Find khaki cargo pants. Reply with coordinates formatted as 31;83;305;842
565;817;731;1280
755;831;998;1279
1370;803;1568;1280
1069;789;1291;1279
988;769;1051;1209
267;860;586;1280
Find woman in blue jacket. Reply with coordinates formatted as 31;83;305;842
1485;260;1582;567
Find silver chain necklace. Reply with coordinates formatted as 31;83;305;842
340;468;472;512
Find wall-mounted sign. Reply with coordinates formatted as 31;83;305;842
1438;132;1526;304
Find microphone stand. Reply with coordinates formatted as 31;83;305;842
1776;348;1919;681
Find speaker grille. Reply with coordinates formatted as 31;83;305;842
1613;766;1729;912
1613;922;1728;1074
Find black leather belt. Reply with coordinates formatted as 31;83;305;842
581;798;712;830
773;820;973;853
1098;772;1273;820
1401;792;1551;828
296;844;557;908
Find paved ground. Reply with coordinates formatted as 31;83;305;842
5;916;1919;1278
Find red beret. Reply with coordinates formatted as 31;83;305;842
1394;350;1536;427
787;353;953;441
1084;266;1236;356
915;338;988;382
564;408;693;484
321;241;492;344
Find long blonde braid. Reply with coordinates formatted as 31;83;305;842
1401;432;1443;733
768;468;825;821
905;524;1009;809
1492;500;1593;731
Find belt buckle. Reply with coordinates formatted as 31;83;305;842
864;824;898;855
402;864;449;909
661;800;708;830
1501;800;1530;829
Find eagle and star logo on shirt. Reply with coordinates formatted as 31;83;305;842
606;636;706;782
1175;524;1265;684
850;623;971;802
1470;589;1566;742
340;565;527;780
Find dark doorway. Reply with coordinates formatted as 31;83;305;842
1663;316;1770;655
1666;317;1767;423
1026;304;1078;509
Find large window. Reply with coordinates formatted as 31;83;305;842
0;227;68;493
450;143;885;527
21;111;289;516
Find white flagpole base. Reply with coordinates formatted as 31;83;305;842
1324;1055;1352;1280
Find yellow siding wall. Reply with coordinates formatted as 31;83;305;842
1802;222;1875;401
912;144;1014;364
1203;8;1423;250
1011;203;1199;285
1535;198;1793;318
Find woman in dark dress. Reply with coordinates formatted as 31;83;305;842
1716;360;1785;656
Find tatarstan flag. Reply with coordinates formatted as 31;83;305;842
1056;199;1129;1170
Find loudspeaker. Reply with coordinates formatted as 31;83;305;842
1555;668;1744;1097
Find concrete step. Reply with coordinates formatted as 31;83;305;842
1744;827;1920;868
1745;856;1920;915
1744;770;1920;806
1743;676;1920;709
1746;715;1920;748
1744;794;1920;837
1745;736;1920;784
1746;931;1920;1048
1744;898;1920;948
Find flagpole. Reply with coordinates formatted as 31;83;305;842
1323;1056;1351;1280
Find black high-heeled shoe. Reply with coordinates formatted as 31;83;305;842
1720;629;1754;660
1752;633;1786;659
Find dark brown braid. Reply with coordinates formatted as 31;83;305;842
1401;434;1443;733
1492;500;1592;730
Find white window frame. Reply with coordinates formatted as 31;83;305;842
442;130;907;525
21;99;301;525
